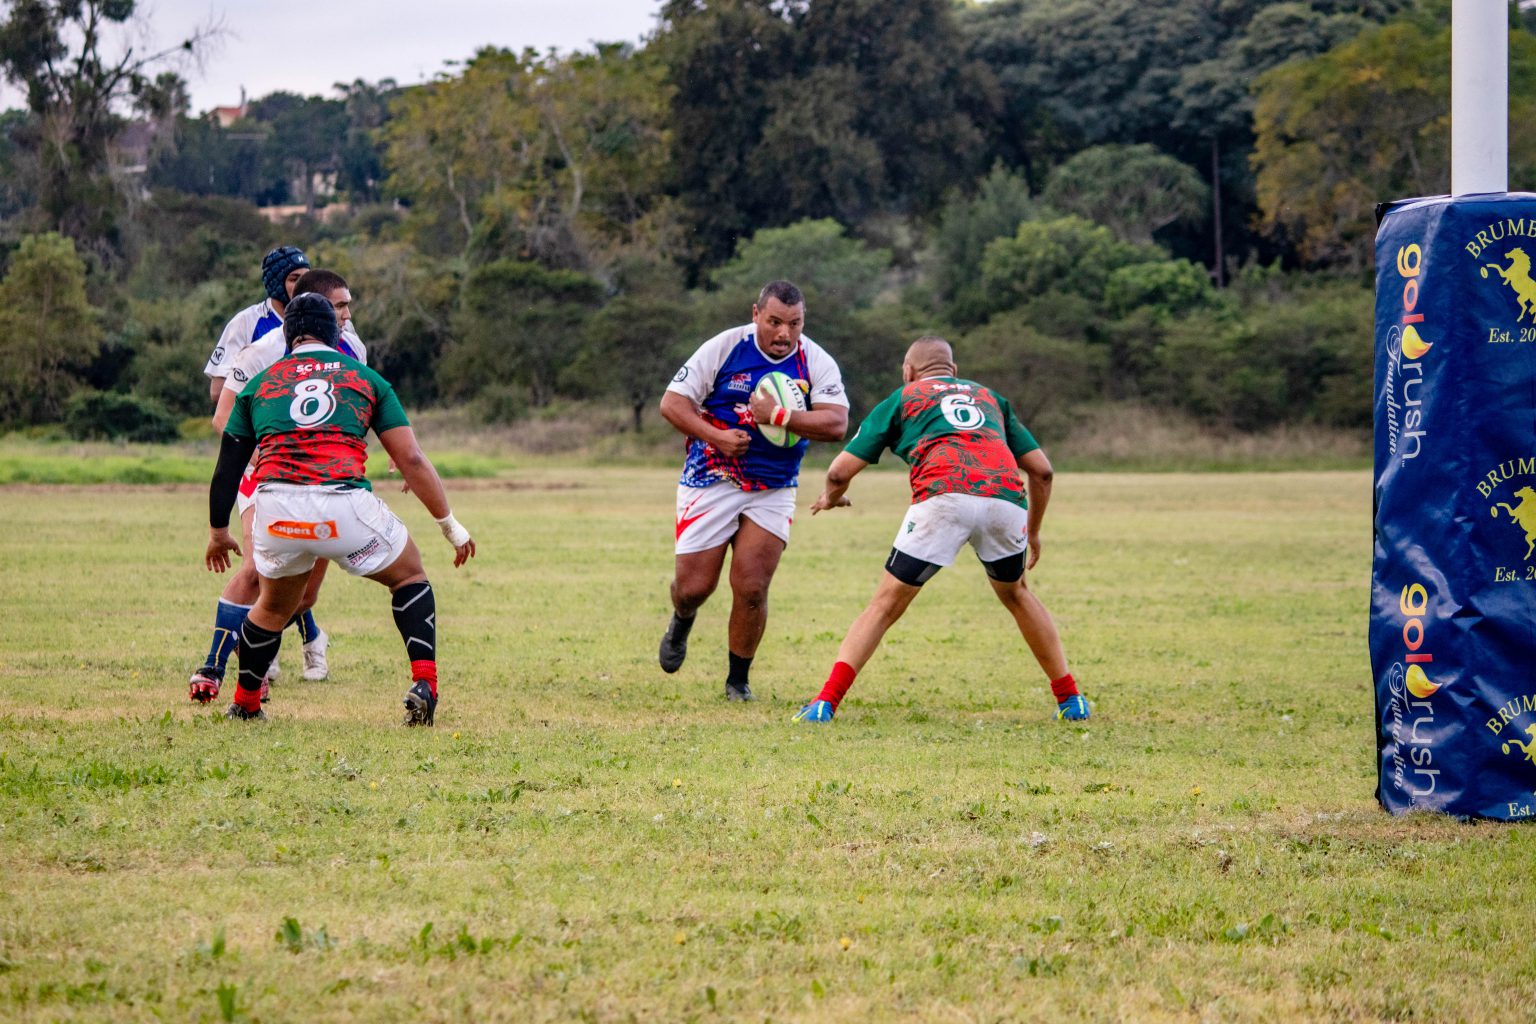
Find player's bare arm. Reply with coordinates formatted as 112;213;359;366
378;426;477;568
211;385;238;432
208;376;226;404
660;390;751;458
1019;448;1053;569
811;451;869;514
746;389;849;443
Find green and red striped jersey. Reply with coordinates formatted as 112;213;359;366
225;342;409;491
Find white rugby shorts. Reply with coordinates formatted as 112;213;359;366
675;482;796;555
891;492;1029;567
252;483;408;579
236;466;258;516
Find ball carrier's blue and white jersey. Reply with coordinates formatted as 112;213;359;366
667;324;847;491
204;299;284;380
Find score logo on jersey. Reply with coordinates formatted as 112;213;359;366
754;372;808;447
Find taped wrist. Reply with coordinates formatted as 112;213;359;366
770;406;790;428
435;512;471;547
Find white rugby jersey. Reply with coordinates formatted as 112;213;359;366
222;322;368;396
204;299;283;379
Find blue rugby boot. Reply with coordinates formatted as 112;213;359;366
793;700;835;723
1056;694;1090;721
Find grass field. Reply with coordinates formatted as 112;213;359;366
1;467;1532;1022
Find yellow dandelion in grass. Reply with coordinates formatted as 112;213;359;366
672;777;683;788
1190;786;1202;797
452;731;461;740
369;781;379;791
839;936;853;951
674;931;688;945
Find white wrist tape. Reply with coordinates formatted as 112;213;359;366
435;512;471;547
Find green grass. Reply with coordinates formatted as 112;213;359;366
0;437;506;485
1;467;1531;1022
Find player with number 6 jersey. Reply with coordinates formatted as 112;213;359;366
792;336;1088;724
205;293;477;726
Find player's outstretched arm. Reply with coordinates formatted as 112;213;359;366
811;451;869;514
1019;448;1054;569
660;391;750;458
206;431;257;571
378;426;476;567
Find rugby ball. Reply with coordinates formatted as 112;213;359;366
754;371;808;447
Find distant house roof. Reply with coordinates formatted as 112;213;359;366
211;105;247;128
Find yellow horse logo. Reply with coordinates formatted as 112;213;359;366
1481;248;1536;322
1502;723;1536;765
1491;485;1536;560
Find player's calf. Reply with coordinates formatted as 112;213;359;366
391;581;438;726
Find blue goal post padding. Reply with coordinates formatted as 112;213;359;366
1373;193;1536;820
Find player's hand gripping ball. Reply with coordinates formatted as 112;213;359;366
753;371;808;447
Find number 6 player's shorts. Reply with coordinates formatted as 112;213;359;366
675;482;796;554
891;492;1028;568
251;483;409;578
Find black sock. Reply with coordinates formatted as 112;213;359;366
391;581;437;662
669;612;696;643
727;651;752;688
235;620;283;705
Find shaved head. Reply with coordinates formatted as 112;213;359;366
903;336;957;382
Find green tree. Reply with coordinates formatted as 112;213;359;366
710;218;890;314
658;0;994;268
1252;6;1536;268
979;215;1162;315
382;45;670;270
0;232;102;424
0;0;210;260
1043;144;1207;247
931;164;1037;320
442;260;604;407
566;258;695;432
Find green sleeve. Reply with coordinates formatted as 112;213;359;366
225;391;255;439
367;368;411;433
998;395;1039;456
843;387;903;464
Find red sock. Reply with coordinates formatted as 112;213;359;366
1050;673;1079;702
411;659;438;699
233;683;263;713
816;661;858;709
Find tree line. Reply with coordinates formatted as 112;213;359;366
0;0;1528;443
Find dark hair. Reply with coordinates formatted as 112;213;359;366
291;269;348;299
757;280;804;309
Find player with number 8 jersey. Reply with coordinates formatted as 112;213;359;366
207;293;477;727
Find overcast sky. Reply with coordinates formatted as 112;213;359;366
96;1;668;113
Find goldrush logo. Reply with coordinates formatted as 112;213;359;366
1384;579;1443;797
1384;244;1431;461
